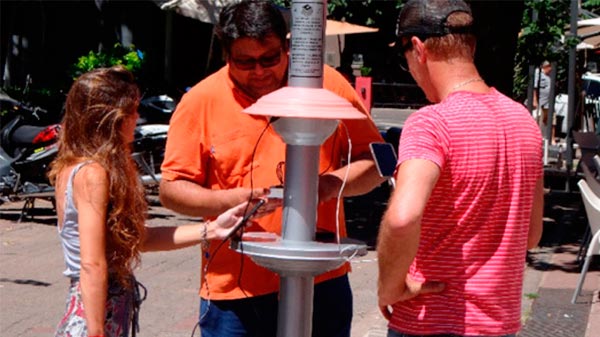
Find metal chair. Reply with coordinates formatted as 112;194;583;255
572;179;600;303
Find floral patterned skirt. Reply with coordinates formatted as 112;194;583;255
55;277;146;337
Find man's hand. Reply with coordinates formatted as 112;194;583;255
378;275;445;320
159;180;277;217
379;304;393;321
230;187;281;214
318;173;343;203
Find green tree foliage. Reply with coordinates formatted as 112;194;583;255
326;0;403;26
514;0;569;100
71;43;145;80
514;0;598;100
517;0;571;64
582;0;600;11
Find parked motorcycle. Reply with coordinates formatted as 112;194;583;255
0;90;175;208
132;94;175;192
138;94;175;125
0;89;59;206
133;123;168;190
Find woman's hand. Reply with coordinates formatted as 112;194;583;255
212;199;281;240
141;198;283;252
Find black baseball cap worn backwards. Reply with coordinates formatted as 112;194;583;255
396;0;473;39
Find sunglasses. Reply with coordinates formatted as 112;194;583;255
230;50;282;71
397;36;431;72
397;39;413;72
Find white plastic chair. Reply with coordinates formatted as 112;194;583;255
576;163;600;264
572;179;600;303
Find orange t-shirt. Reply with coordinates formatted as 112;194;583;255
161;65;383;300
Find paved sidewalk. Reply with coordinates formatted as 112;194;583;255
1;189;599;337
517;188;600;337
0;200;386;337
520;245;600;337
512;187;599;337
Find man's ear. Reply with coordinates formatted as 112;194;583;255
411;36;425;63
412;37;427;64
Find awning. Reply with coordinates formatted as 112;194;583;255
578;18;600;27
153;0;378;36
576;17;600;50
155;0;232;24
325;20;378;36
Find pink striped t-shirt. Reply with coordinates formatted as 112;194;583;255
390;88;543;336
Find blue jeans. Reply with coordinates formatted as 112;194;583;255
199;274;352;337
387;330;516;337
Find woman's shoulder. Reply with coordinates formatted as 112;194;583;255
72;162;109;199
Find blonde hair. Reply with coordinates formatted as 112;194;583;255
49;66;147;289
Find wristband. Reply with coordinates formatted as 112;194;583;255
200;221;210;251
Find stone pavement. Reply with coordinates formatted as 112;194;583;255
511;187;600;337
519;245;600;337
1;187;599;337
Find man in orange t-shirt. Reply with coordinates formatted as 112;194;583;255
159;1;384;337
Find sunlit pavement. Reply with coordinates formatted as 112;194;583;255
1;194;598;337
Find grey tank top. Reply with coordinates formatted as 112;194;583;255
58;161;92;279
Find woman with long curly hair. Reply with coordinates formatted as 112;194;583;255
49;66;272;337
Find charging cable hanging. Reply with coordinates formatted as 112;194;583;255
334;121;358;262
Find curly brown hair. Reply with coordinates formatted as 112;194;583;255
48;66;147;289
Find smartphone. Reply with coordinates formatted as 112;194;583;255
369;142;398;178
225;198;266;241
267;186;284;199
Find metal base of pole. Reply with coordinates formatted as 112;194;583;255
230;238;366;277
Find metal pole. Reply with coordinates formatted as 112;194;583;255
277;1;326;336
525;8;538;115
281;145;319;242
276;276;314;337
277;145;319;337
164;11;173;87
565;0;578;191
546;64;557;142
288;0;325;88
527;65;535;115
544;61;558;165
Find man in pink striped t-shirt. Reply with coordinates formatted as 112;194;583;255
376;1;544;337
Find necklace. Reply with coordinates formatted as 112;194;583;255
451;77;484;91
